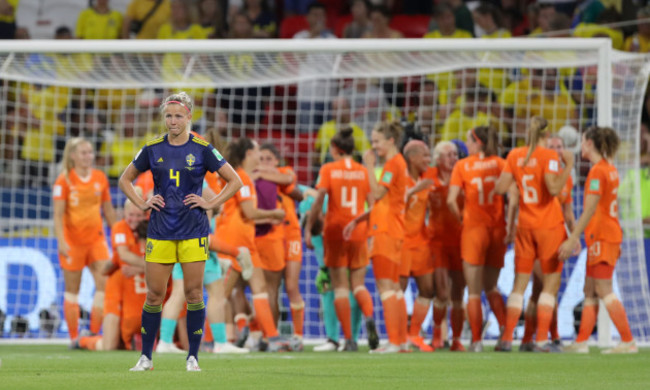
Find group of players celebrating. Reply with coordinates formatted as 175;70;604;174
53;92;637;372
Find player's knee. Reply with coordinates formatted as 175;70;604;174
146;290;166;306
184;288;204;304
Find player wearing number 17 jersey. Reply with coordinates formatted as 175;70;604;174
495;116;574;352
307;127;373;352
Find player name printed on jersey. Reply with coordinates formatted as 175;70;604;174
465;158;500;171
516;156;559;172
330;169;366;180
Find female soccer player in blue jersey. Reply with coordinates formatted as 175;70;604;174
119;92;242;372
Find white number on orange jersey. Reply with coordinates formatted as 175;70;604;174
609;187;618;218
470;176;497;205
341;186;358;215
70;191;79;207
134;274;147;294
522;174;539;204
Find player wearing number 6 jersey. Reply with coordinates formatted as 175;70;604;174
120;92;242;372
495;116;574;352
306;127;374;352
560;127;637;354
447;126;507;352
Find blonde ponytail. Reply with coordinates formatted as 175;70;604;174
522;116;548;167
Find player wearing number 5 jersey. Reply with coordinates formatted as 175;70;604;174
447;126;507;352
560;127;637;354
306;127;374;352
120;92;242;372
495;116;574;352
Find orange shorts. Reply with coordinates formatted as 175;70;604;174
461;225;506;268
285;237;302;263
514;225;566;274
228;245;262;273
104;270;123;317
431;243;462;272
586;262;616;279
324;239;368;269
372;255;400;283
369;233;403;264
255;237;285;272
587;241;620;268
400;244;434;277
59;238;110;272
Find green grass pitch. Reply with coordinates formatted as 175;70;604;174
1;345;649;390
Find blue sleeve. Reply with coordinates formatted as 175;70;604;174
205;145;227;173
133;145;150;172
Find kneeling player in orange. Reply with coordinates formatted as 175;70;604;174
424;141;465;351
400;140;435;352
560;127;637;354
79;196;148;351
495;116;574;352
448;127;507;352
53;137;117;344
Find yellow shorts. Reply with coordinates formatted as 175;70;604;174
145;237;209;263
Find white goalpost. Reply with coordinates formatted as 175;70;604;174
0;38;648;346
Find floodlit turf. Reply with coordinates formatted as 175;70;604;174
0;345;649;390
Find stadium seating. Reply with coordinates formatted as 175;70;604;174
279;16;309;39
389;14;431;38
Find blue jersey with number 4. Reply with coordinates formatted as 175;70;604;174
133;133;227;240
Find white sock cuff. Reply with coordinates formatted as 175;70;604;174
380;291;395;301
603;293;618;305
468;294;481;300
415;296;432;306
538;292;556;308
234;313;248;323
252;293;269;300
433;298;447;309
451;300;463;309
395;290;404;300
64;292;78;303
93;292;105;309
353;286;367;295
290;301;305;310
583;297;598;306
334;288;349;299
507;293;524;309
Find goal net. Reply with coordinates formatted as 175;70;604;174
0;39;648;344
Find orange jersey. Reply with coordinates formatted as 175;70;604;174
111;220;145;268
584;159;622;245
370;154;408;239
503;146;564;229
216;168;256;249
135;171;154;199
558;174;573;205
403;174;430;249
317;157;371;242
109;220;147;316
424;167;462;246
278;167;301;240
204;171;222;195
450;155;506;228
53;168;111;246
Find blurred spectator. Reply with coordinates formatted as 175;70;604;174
624;6;650;53
417;80;437;139
14;26;29;39
294;2;337;134
228;10;254;38
530;3;555;36
524;2;540;35
123;0;171;39
501;0;525;36
55;26;73;39
424;3;472;38
339;78;394;137
157;0;206;39
76;0;123;39
573;0;607;24
0;0;18;39
572;8;623;49
437;0;474;36
542;0;578;16
473;2;511;38
199;0;226;38
565;65;597;127
314;96;369;164
284;0;318;16
244;0;277;38
103;110;151;181
343;0;371;39
440;88;500;142
362;5;403;38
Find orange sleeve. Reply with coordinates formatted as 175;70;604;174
379;158;398;189
236;173;255;203
205;171;222;194
542;150;561;176
316;165;329;190
111;222;130;250
450;163;463;188
585;166;606;197
279;167;297;194
53;174;69;201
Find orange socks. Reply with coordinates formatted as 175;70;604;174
575;298;598;343
234;313;248;332
290;301;305;337
334;290;352;340
467;295;483;343
252;293;279;338
535;293;555;344
604;293;634;343
550;305;559;341
409;297;431;337
90;306;103;334
486;290;506;329
521;300;536;344
451;305;464;340
79;335;102;351
353;286;374;318
396;291;407;345
380;292;400;345
502;293;523;343
63;295;80;340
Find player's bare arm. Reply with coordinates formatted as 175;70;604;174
559;193;599;260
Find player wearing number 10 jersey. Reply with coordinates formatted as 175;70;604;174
495;116;574;352
307;127;373;352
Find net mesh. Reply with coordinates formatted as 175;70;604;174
0;41;648;342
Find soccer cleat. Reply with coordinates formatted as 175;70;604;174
399;343;412;353
409;336;434;352
601;341;638;354
449;339;466;352
495;340;511;352
213;342;250;354
289;336;304;352
130;355;153;371
235;326;250;348
552;338;563;347
468;341;483;353
236;247;253;281
369;343;400;354
534;342;563;353
314;339;339;352
341;339;358;352
519;342;536;352
155;340;185;354
564;341;589;354
267;336;290;352
186;356;201;372
365;318;379;350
